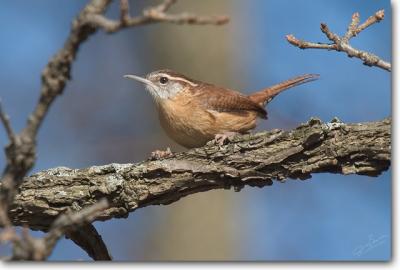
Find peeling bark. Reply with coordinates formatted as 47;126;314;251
7;118;391;231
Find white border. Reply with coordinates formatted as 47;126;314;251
0;0;397;269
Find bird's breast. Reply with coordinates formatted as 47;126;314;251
157;95;258;148
157;98;215;148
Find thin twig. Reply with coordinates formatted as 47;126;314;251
119;0;130;25
286;35;337;50
156;0;177;13
320;23;341;43
0;100;15;143
344;12;360;41
286;9;391;72
355;9;385;35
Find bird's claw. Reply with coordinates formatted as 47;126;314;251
213;132;238;146
150;147;173;160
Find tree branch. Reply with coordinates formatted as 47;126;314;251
286;9;391;72
0;0;228;260
9;199;109;260
5;118;390;231
0;100;16;144
40;199;109;260
65;223;112;261
86;0;229;33
0;0;113;235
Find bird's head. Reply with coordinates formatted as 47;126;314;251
124;69;198;102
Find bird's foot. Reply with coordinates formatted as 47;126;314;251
214;132;238;146
150;147;173;160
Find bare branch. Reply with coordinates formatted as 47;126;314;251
86;0;229;33
320;23;341;43
355;9;385;36
0;0;229;261
286;9;391;72
4;118;390;232
344;12;361;41
0;100;15;143
119;0;130;25
156;0;177;13
11;227;45;261
0;0;113;260
286;34;337;50
65;223;112;261
10;199;109;261
42;199;109;260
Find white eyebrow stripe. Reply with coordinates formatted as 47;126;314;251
173;77;198;87
160;74;198;87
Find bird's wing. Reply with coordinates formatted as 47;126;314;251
189;83;267;119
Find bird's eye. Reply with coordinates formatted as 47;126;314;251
159;77;168;84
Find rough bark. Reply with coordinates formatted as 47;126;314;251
7;117;391;231
0;0;229;260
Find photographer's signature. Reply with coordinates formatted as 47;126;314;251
353;234;388;257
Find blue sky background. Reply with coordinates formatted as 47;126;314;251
0;0;391;261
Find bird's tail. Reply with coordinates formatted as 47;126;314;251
248;74;319;106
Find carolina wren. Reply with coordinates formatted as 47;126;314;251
124;70;318;149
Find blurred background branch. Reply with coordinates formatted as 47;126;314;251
87;0;229;33
286;9;391;71
0;0;228;261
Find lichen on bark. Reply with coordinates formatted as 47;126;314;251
7;117;391;231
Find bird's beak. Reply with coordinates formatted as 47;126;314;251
123;74;156;88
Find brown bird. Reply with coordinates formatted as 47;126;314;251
124;70;318;150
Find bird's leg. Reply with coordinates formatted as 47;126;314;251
150;147;173;160
214;131;239;146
